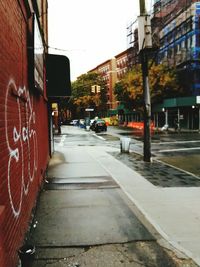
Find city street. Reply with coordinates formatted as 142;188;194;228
4;1;200;266
27;125;199;267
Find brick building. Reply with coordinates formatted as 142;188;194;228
115;50;129;79
89;58;118;110
0;1;49;266
89;49;137;118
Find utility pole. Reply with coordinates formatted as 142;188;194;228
138;0;152;162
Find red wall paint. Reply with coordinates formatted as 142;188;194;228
0;1;49;266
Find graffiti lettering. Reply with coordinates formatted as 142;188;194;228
5;79;38;217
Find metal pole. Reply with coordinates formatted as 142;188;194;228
165;109;168;126
199;107;200;132
141;50;151;162
139;0;151;162
192;109;194;130
177;108;180;132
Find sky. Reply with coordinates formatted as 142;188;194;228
48;0;152;81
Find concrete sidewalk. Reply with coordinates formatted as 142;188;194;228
88;145;200;265
29;126;200;266
63;126;200;265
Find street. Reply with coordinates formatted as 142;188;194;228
27;125;199;267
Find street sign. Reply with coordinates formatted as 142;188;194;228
85;108;94;111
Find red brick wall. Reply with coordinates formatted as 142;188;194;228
0;1;49;266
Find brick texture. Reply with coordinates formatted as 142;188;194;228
0;1;49;266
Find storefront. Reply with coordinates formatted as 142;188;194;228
152;96;200;130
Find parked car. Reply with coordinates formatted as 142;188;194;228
70;119;78;126
90;119;95;126
90;119;107;133
79;119;86;129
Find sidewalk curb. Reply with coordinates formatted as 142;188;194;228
86;147;200;266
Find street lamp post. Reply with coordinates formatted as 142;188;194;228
198;107;200;132
162;108;168;129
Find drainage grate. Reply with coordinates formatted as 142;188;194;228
45;176;119;190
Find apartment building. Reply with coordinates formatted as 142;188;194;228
115;50;129;79
88;1;200;129
152;1;200;130
153;0;188;23
89;58;119;110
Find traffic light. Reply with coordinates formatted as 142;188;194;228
91;85;101;93
97;85;101;93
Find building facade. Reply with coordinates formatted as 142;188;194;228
87;1;200;130
89;58;118;110
0;1;49;266
159;2;200;95
89;49;140;119
115;50;129;80
152;0;198;26
152;0;200;130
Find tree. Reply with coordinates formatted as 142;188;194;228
114;63;181;110
149;64;181;103
71;72;108;118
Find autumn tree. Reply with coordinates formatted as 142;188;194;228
149;63;181;103
71;72;107;118
114;63;181;110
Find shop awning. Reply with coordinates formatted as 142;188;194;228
117;104;132;115
46;54;71;97
152;96;199;112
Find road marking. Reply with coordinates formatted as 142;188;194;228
158;147;200;153
92;133;106;141
154;140;200;145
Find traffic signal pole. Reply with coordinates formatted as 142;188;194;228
141;50;151;162
138;0;152;162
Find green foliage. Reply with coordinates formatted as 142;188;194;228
114;63;181;110
71;72;108;117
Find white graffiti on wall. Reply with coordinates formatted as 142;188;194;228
5;79;38;217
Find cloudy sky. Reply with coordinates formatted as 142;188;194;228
48;0;153;81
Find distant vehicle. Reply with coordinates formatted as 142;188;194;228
90;119;107;133
79;119;86;128
70;119;78;126
90;119;95;126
